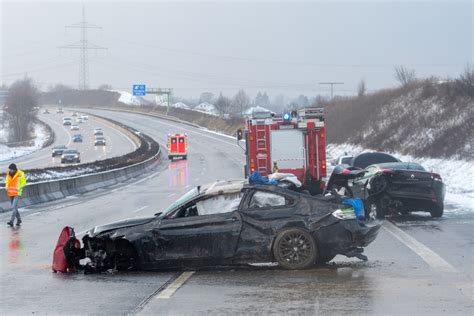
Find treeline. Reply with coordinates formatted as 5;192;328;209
323;65;474;159
3;78;39;145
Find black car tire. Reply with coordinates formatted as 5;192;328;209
273;228;317;270
182;155;187;160
168;155;173;160
430;205;444;218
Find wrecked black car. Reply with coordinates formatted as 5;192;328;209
347;162;445;218
326;152;445;218
70;180;381;272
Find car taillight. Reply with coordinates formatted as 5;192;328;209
380;168;395;174
431;173;442;182
341;168;350;175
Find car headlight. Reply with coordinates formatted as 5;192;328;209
332;207;357;220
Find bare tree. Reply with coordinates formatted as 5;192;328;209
4;78;39;143
98;84;113;90
457;63;474;97
231;89;250;117
357;79;367;97
394;65;416;86
199;92;214;104
214;92;232;117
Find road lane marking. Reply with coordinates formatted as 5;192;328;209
383;221;458;274
155;271;195;299
132;205;148;213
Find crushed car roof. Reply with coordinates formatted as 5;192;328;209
201;179;246;196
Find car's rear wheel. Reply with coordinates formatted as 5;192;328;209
273;228;317;270
430;204;444;218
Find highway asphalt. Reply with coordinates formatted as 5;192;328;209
7;109;137;171
0;109;472;315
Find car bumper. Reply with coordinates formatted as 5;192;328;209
314;218;382;256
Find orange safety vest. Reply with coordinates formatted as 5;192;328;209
5;169;26;197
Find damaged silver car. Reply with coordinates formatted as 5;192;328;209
66;180;381;272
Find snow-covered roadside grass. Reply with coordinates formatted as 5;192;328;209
0;123;48;162
327;143;474;214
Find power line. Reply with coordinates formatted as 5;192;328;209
318;82;344;99
60;5;106;90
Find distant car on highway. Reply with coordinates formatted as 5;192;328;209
72;134;83;143
52;145;67;157
94;136;106;146
70;124;79;131
43;109;50;114
94;129;104;136
57;108;64;114
77;118;83;124
61;149;81;164
72;112;78;117
63;117;72;126
80;114;89;121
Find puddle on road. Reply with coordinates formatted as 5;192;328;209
168;159;189;188
8;227;24;264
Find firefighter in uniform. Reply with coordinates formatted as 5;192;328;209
5;163;26;227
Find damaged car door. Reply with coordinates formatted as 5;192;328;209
153;192;244;265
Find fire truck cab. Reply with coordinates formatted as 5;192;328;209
238;108;327;194
167;133;188;160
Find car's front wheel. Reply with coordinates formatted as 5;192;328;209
273;228;317;270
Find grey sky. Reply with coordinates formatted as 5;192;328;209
1;0;472;99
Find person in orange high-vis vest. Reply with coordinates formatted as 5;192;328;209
5;163;26;227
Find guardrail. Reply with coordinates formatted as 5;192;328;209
0;115;161;213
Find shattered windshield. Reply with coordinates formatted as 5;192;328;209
159;187;199;216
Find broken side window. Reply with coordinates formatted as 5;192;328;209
249;191;287;209
196;193;244;215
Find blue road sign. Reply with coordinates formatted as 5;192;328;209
132;84;146;96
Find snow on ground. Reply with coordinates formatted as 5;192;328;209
194;102;218;116
0;123;48;163
172;102;191;110
115;90;142;106
245;106;274;115
327;143;474;214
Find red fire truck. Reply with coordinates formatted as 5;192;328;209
167;133;188;160
237;108;327;194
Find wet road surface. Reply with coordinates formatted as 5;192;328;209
1;110;472;315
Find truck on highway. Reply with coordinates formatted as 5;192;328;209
238;107;327;194
167;133;188;160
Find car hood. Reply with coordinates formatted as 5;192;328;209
85;217;154;237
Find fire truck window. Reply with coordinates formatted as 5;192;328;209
179;138;185;143
171;138;177;143
249;191;287;209
196;193;244;215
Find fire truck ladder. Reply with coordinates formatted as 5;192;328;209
255;123;268;174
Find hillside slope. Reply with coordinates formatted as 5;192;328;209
325;80;473;159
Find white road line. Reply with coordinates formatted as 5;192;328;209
132;205;148;213
383;221;458;274
155;271;195;299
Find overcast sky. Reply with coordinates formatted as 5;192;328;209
1;0;472;99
